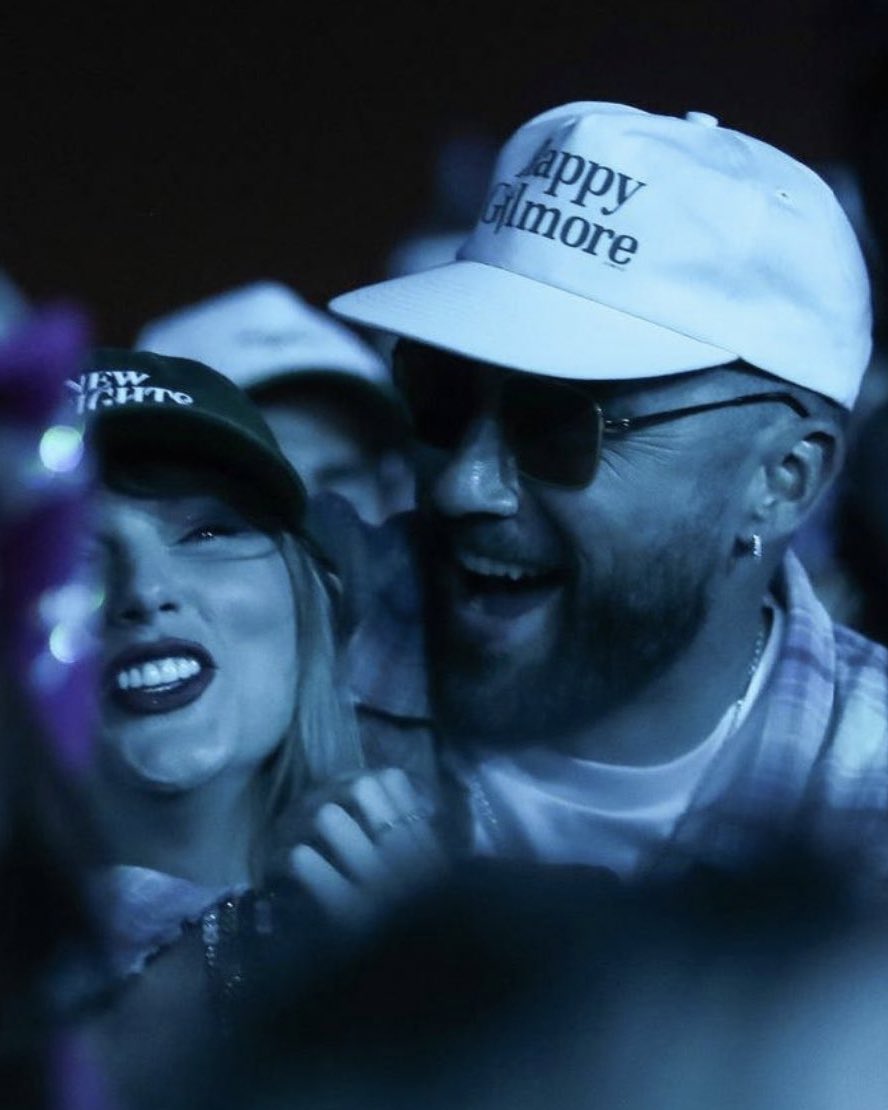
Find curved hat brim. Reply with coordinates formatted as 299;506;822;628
92;406;306;532
330;260;737;381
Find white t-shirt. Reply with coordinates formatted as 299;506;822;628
455;605;784;879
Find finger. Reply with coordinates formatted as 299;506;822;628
313;802;396;887
375;767;421;810
376;767;447;862
289;844;359;921
349;772;405;839
349;769;435;845
287;770;373;842
349;773;431;866
300;770;399;838
348;774;447;893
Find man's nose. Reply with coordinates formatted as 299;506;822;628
105;538;181;627
429;414;520;518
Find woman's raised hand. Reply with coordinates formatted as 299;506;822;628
289;767;449;929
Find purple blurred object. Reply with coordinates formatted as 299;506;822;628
0;304;87;421
0;304;97;773
50;1031;119;1110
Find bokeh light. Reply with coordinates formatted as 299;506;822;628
49;623;80;664
39;425;84;474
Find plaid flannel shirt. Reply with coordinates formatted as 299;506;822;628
660;549;888;879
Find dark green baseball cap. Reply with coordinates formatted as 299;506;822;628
70;347;307;530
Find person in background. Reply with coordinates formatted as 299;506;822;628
383;131;497;280
135;282;414;526
823;60;888;641
831;398;888;644
0;270;29;344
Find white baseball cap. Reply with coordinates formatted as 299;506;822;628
136;281;389;390
330;102;872;408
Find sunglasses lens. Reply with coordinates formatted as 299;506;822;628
394;344;476;449
395;343;601;488
503;377;601;487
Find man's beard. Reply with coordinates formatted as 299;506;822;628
426;534;719;752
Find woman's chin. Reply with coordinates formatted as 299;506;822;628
132;768;218;793
100;718;288;796
113;743;232;794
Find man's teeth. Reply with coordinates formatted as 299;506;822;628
459;551;544;582
116;656;202;690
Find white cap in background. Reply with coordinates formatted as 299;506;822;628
136;281;388;391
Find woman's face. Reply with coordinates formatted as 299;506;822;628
95;475;298;793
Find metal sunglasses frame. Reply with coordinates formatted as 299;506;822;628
394;342;811;487
561;389;812;488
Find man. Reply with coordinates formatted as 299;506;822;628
326;101;888;882
136;281;414;525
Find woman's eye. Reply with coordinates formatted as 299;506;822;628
182;523;243;543
174;517;277;559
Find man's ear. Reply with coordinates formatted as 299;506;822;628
745;423;845;544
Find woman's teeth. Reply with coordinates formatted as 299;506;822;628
116;657;202;690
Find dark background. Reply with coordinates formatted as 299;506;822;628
3;0;886;344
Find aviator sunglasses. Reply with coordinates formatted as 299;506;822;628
393;341;810;489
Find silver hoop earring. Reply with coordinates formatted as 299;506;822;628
751;533;763;560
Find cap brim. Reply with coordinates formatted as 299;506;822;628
93;407;306;531
330;260;737;381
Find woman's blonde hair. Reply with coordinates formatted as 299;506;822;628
256;532;364;878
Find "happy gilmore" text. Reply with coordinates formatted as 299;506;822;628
479;138;647;266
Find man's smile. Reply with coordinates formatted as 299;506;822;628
445;544;566;628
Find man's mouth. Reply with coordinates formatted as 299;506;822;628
106;639;216;714
453;550;565;619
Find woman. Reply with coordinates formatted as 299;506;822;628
78;347;358;964
77;349;441;1102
